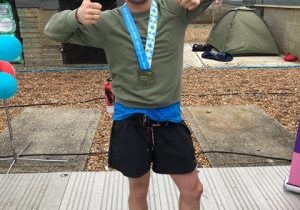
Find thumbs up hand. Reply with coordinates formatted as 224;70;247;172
76;0;102;25
177;0;202;11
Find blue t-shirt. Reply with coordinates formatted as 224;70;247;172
113;101;182;123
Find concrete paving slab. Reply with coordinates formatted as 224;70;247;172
182;105;294;167
196;51;300;68
0;108;101;173
183;43;204;69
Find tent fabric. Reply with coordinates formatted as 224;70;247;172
208;6;280;56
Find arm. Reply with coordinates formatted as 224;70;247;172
44;0;108;48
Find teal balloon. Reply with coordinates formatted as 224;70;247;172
0;72;18;99
0;35;22;62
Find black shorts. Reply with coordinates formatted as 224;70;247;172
108;115;197;178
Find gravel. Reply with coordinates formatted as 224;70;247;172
1;68;299;171
185;24;212;43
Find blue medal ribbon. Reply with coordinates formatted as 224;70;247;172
122;1;158;71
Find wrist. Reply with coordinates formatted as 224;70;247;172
75;9;83;25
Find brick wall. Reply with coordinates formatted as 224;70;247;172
263;7;300;58
17;8;63;67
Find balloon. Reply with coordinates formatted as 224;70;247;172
0;60;16;76
0;72;18;100
0;35;22;62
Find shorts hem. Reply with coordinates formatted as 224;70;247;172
152;164;197;175
108;164;151;178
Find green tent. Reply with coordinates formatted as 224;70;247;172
208;7;280;56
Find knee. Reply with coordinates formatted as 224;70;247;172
129;182;149;200
181;181;204;202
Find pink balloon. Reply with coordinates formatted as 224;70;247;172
0;60;16;76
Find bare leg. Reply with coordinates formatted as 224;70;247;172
171;170;203;210
128;171;150;210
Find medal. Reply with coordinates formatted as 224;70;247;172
122;1;158;84
138;71;155;85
